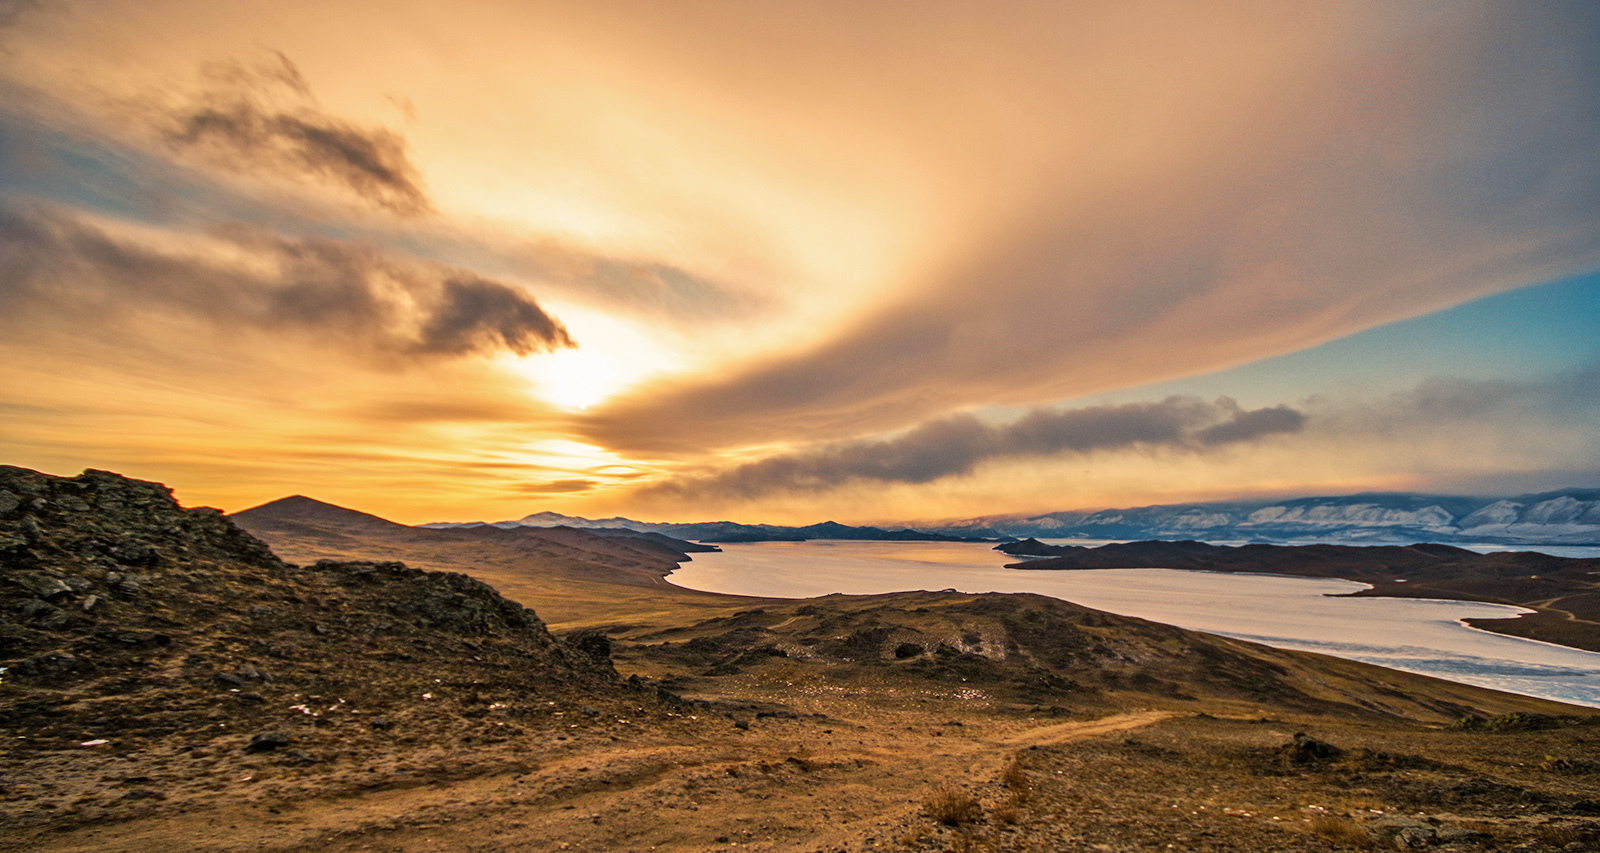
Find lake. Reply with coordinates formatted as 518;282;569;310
666;540;1600;708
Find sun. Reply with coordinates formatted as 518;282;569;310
521;347;631;411
505;308;680;411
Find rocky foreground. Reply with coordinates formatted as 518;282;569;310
4;466;1600;852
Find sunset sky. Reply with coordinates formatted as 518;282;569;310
2;1;1598;525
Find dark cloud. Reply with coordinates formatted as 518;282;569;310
0;205;571;361
1193;400;1307;446
0;0;42;30
415;276;572;356
512;479;598;495
645;396;1305;499
159;54;430;215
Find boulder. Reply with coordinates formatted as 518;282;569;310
245;732;291;753
15;574;72;600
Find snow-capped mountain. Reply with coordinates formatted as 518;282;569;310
923;489;1600;545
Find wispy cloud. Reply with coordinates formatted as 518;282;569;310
0;205;571;361
155;54;430;215
642;396;1305;500
512;479;598;495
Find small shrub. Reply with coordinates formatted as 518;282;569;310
1308;816;1372;849
1458;712;1568;732
925;787;983;826
897;829;929;848
991;804;1023;825
1001;756;1032;794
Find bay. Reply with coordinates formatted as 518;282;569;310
667;540;1600;708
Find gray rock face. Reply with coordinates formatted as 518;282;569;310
15;574;72;600
109;539;157;565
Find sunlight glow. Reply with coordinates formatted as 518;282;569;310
507;308;680;411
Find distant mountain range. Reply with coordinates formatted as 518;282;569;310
425;488;1600;546
925;489;1600;546
420;512;991;544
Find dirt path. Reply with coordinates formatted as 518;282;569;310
995;709;1176;747
19;709;1179;853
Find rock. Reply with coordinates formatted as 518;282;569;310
81;594;105;612
16;651;79;674
15;574;73;599
1436;827;1493;845
894;642;924;659
216;672;246;688
245;732;290;753
109;539;157;566
1395;826;1435;848
20;600;70;630
566;632;613;662
283;749;316;764
1284;731;1344;763
369;717;393;730
59;496;92;512
97;628;165;646
0;489;19;515
236;692;265;703
1570;799;1600;816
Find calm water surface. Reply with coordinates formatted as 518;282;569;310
667;540;1600;708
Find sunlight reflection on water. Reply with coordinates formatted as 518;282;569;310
668;540;1600;708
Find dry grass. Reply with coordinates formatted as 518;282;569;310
924;787;983;826
1307;816;1372;849
990;804;1023;825
1535;823;1588;847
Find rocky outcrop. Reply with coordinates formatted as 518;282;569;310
0;466;633;755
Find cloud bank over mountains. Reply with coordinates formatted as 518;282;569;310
644;397;1307;500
